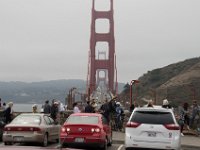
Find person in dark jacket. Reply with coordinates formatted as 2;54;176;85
50;101;59;122
85;101;94;113
44;100;51;114
4;102;13;124
100;98;110;123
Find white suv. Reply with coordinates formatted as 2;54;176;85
125;106;181;150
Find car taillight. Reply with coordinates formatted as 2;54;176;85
126;122;141;128
32;127;41;131
95;128;100;132
91;128;101;133
61;127;66;132
66;128;70;132
164;124;180;130
4;127;10;131
4;127;41;132
61;127;70;133
33;127;42;134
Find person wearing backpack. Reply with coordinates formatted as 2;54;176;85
115;102;124;131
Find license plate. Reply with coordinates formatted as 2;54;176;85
147;132;156;137
75;138;84;143
14;136;24;142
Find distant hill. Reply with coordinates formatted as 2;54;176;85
119;57;200;107
0;79;125;104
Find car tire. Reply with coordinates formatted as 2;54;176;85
107;134;112;146
101;138;108;150
42;133;48;147
56;138;59;143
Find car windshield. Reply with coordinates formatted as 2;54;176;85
66;116;99;124
131;111;174;124
11;115;41;125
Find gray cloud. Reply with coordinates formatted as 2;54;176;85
0;0;200;83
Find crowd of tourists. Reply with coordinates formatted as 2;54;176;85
0;98;14;124
178;100;200;136
1;96;199;135
31;99;66;123
72;96;125;131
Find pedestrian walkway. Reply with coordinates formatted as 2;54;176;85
181;135;200;148
113;131;124;144
112;131;200;148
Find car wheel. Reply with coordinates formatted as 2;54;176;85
42;133;48;147
101;138;108;150
107;135;112;146
107;138;112;146
56;138;59;143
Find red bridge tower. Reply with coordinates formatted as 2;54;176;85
87;0;118;96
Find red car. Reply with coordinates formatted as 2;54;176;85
60;113;112;150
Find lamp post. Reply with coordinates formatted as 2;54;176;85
130;80;139;108
68;87;76;110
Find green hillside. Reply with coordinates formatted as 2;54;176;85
120;57;200;107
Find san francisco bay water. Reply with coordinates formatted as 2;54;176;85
13;103;43;112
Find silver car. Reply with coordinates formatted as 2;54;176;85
3;113;60;146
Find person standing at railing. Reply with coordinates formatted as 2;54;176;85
178;103;186;136
85;101;94;113
183;102;190;130
32;104;38;113
115;102;124;131
162;99;172;109
43;100;51;114
100;98;110;123
73;102;81;113
51;101;59;122
189;100;200;129
4;102;14;124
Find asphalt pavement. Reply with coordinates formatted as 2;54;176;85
0;131;199;150
112;131;200;149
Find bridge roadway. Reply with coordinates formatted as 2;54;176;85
0;131;199;150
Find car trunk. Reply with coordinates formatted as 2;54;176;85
128;124;178;144
63;124;101;136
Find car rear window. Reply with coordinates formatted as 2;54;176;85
67;116;99;124
11;115;41;125
131;111;174;124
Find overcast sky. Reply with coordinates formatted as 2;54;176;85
0;0;200;83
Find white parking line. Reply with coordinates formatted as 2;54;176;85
117;144;124;150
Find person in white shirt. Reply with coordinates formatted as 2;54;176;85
73;102;81;113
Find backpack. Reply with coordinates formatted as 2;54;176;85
116;107;122;115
